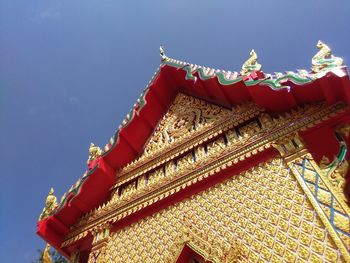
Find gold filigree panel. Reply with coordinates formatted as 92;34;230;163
126;93;232;167
91;158;343;263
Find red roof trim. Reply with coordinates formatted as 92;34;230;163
37;59;350;257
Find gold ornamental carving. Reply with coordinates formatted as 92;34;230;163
337;123;350;138
88;225;111;263
320;155;349;199
160;45;169;62
93;158;344;262
241;49;262;76
317;123;350;202
62;101;348;247
118;98;262;186
87;143;102;164
172;216;247;263
272;132;306;162
142;93;231;160
312;40;344;73
39;188;58;221
43;243;52;263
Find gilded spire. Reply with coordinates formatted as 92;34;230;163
240;49;262;76
160;45;169;62
87;143;102;164
311;40;343;73
43;243;52;263
39;188;58;221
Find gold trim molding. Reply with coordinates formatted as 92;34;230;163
170;216;247;263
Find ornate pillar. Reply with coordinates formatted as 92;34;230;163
273;133;350;262
88;224;111;263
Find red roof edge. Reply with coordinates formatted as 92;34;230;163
37;57;350;258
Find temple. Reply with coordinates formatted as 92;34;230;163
37;41;350;262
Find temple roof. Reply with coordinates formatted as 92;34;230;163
37;42;350;257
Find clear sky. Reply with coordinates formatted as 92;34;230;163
1;0;350;262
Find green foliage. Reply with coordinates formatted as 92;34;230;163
32;248;69;263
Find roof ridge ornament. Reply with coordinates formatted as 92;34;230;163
87;143;102;164
39;187;58;221
160;45;169;62
43;243;52;263
312;40;343;73
240;49;262;76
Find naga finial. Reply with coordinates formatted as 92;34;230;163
160;45;169;62
39;188;58;221
240;49;262;76
312;40;343;73
319;155;331;169
87;143;102;164
43;243;52;263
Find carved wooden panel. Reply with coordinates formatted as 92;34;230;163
131;93;231;165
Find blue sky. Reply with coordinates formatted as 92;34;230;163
1;0;350;262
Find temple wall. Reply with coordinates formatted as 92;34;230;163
91;157;343;263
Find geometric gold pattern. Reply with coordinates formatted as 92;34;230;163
290;155;350;260
93;158;344;262
134;93;232;164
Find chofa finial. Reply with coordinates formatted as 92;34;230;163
160;45;169;62
312;40;343;73
87;143;102;164
241;49;262;76
39;187;58;221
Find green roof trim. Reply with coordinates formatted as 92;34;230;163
164;58;315;90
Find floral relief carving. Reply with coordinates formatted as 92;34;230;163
132;93;232;165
